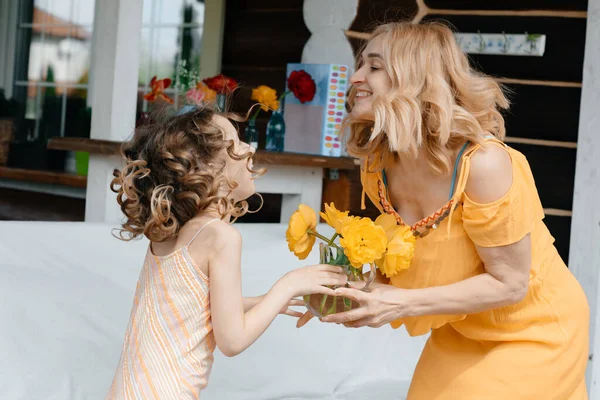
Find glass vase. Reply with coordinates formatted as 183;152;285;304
303;243;376;318
244;118;259;149
265;101;285;151
216;93;226;112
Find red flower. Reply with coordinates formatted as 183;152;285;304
143;76;174;104
202;74;238;94
287;70;316;103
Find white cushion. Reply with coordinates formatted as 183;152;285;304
0;222;426;399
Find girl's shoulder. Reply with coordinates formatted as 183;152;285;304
186;219;241;254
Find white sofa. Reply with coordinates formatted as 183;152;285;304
0;221;427;399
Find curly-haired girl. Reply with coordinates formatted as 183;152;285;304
105;107;347;398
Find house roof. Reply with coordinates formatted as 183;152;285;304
33;7;91;41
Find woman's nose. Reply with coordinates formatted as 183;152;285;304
350;68;364;85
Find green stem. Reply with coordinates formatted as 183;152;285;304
327;233;339;246
278;90;291;102
307;229;342;250
319;294;328;315
251;107;261;120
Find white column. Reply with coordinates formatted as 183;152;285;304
254;165;323;223
301;0;358;69
85;0;143;222
198;0;226;80
569;0;600;393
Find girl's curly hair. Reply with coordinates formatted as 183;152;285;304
110;107;262;242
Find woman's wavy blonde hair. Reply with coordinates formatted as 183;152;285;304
344;21;510;173
110;107;263;242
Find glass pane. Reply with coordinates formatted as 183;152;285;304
43;0;79;24
72;0;95;26
26;27;50;82
142;0;154;25
139;28;151;87
31;1;49;24
178;27;202;76
25;27;91;84
59;27;92;86
158;0;205;25
38;89;64;139
64;89;91;139
151;28;180;80
143;0;205;26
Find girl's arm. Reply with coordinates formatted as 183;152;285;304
208;223;347;357
243;296;304;317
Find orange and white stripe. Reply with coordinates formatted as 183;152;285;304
106;243;215;399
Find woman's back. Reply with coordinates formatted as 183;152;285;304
106;219;219;399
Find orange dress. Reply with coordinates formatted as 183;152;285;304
361;138;589;399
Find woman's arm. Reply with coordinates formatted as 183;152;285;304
324;235;530;327
324;143;531;327
208;222;347;356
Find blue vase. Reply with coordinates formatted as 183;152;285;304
265;101;285;152
244;118;259;149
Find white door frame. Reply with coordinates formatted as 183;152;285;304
569;0;600;395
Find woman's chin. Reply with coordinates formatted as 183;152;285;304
351;105;375;121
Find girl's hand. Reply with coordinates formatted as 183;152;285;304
278;264;348;299
281;298;305;318
247;295;305;318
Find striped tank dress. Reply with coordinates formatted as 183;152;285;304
106;219;219;399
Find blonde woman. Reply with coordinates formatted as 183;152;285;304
322;22;589;399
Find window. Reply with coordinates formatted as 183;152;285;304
14;0;95;141
5;0;207;172
138;0;205;114
8;0;94;171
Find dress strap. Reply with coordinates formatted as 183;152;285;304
445;134;506;237
186;218;220;247
381;140;469;201
448;142;470;200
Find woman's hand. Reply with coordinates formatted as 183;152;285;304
277;264;348;299
321;281;407;328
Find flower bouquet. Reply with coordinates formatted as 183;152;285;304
286;203;416;317
202;73;238;111
142;61;236;113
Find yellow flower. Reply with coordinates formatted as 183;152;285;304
340;217;387;268
196;82;217;102
251;85;279;112
286;204;317;260
375;214;416;277
319;202;354;235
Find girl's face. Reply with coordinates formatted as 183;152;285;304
349;35;393;121
213;115;257;202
